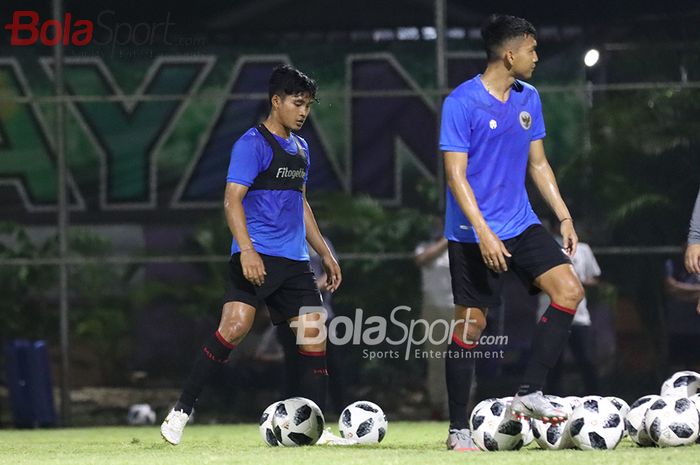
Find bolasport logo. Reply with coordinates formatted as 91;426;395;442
3;11;94;46
2;10;187;54
290;306;508;361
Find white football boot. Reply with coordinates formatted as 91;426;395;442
160;409;190;445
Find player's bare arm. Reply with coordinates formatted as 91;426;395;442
527;139;578;256
302;186;342;293
444;151;512;272
685;243;700;275
224;182;266;286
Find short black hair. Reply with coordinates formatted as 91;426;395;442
481;14;537;62
268;65;317;103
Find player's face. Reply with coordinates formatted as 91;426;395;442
277;93;314;131
509;34;538;79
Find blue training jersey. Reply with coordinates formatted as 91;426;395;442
440;75;545;243
226;127;310;261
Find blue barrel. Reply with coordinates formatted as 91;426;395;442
5;339;56;428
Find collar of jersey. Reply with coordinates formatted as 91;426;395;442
269;131;300;155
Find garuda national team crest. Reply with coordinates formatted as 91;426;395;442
519;111;532;130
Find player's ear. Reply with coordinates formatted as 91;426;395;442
505;48;514;66
271;94;281;110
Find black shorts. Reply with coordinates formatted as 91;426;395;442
448;224;571;309
223;253;322;325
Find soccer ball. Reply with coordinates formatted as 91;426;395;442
469;397;500;429
531;396;573;450
606;396;630;419
521;417;534;446
272;397;325;446
690;393;700;410
338;401;387;444
660;371;700;397
564;396;583;411
126;403;156;425
470;398;528;451
644;397;699;447
689;394;700;444
500;396;534;446
567;397;624;450
626;394;661;446
259;401;281;446
605;396;630;436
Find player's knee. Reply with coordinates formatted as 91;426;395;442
292;311;327;345
552;282;584;309
217;319;252;345
298;341;326;353
453;318;486;344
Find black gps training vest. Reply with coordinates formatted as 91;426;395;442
249;124;308;192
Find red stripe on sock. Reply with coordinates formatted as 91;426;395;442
550;302;576;315
215;330;236;349
451;334;478;349
298;350;326;357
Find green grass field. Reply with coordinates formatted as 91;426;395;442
0;422;696;465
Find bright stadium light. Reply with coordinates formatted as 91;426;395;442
584;48;600;67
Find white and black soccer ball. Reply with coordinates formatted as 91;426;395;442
689;393;700;410
469;397;500;429
501;396;534;446
626;394;661;446
567;397;624;450
338;401;387;444
605;396;630;419
470;398;528;451
606;396;630;436
259;401;281;446
531;395;573;450
689;394;700;444
272;397;325;446
660;371;700;397
564;396;583;411
127;403;156;425
644;396;699;447
519;415;534;447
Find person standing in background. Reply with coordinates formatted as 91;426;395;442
683;187;700;294
537;230;601;394
415;221;454;420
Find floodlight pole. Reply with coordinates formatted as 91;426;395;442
435;0;446;209
53;0;71;426
435;0;446;92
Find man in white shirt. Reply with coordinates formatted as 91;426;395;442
415;235;453;419
537;240;601;393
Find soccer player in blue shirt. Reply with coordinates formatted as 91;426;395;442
440;15;585;451
161;65;342;445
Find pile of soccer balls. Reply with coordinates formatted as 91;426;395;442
625;370;700;448
259;397;388;447
468;370;700;451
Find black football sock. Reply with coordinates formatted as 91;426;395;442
175;331;235;414
518;302;575;395
446;334;478;430
297;349;328;411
